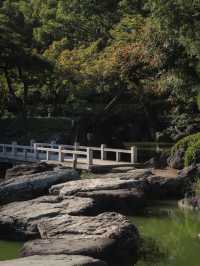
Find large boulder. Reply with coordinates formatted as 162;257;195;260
21;238;118;263
50;167;188;204
167;148;185;169
5;163;55;179
21;236;136;266
0;195;95;240
50;171;147;214
33;212;139;265
75;189;145;214
133;169;189;199
0;169;79;204
143;174;187;199
50;170;149;197
0;255;107;266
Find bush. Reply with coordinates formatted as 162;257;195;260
171;132;200;167
171;132;200;155
184;140;200;167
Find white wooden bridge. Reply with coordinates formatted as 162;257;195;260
0;142;138;170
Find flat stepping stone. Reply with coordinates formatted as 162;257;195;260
0;255;107;266
22;212;139;265
0;196;94;239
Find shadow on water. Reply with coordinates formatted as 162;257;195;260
131;201;200;266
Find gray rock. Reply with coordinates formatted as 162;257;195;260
76;188;145;214
21;236;136;265
50;171;148;197
143;158;156;169
36;212;139;265
0;169;79;204
37;212;138;240
50;171;147;214
0;195;95;240
110;167;136;173
93;169;152;180
50;167;187;202
5;163;55;179
178;164;200;180
143;174;187;199
0;255;107;266
21;238;116;257
167;148;185;169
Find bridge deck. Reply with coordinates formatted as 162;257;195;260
0;155;136;170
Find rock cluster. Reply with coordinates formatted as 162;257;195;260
0;163;191;266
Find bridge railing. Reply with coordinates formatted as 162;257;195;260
0;142;137;167
0;143;34;160
34;142;137;164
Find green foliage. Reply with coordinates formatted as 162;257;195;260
171;132;200;166
184;140;200;167
1;0;200;142
172;133;200;154
197;90;200;111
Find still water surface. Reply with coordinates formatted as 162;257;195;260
133;201;200;266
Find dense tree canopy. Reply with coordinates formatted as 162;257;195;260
0;0;200;144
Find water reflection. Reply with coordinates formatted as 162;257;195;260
131;201;200;266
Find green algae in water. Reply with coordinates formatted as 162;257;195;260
132;201;200;266
0;240;22;260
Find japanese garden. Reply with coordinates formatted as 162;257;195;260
1;1;200;266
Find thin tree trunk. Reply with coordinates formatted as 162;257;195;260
18;66;28;120
4;67;16;98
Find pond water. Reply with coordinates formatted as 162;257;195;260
133;201;200;266
0;240;22;261
1;201;200;265
124;142;173;162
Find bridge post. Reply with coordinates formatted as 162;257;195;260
2;144;6;155
51;141;56;149
12;142;17;156
74;142;79;151
87;147;93;166
116;151;121;162
46;150;50;161
131;146;137;164
101;144;107;160
24;149;27;160
30;140;36;147
58;146;64;162
72;153;77;169
33;143;39;160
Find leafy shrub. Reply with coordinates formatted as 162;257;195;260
184;140;200;167
171;132;200;155
171;132;200;167
197;90;200;112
